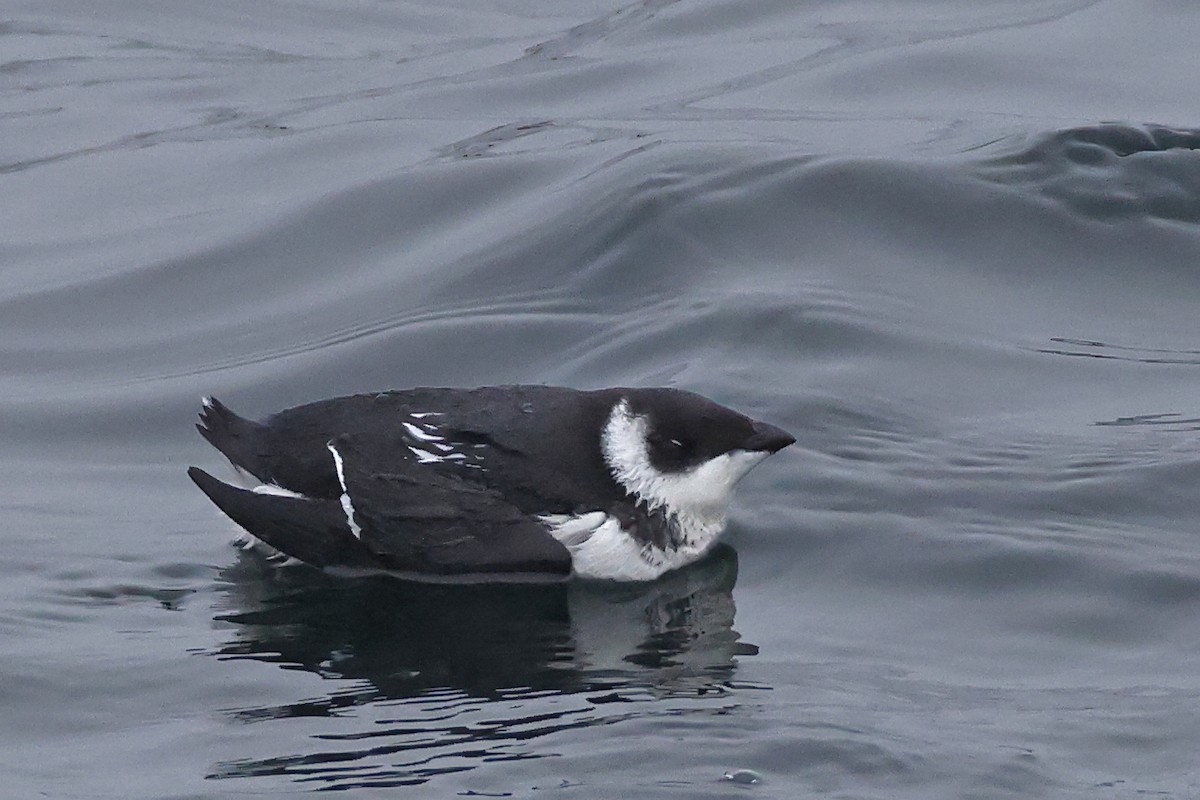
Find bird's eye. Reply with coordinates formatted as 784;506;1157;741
648;432;688;455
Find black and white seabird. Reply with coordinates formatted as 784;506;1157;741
188;386;794;582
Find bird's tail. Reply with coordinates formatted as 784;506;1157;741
195;397;272;482
187;467;378;569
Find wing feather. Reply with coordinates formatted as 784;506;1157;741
329;436;572;578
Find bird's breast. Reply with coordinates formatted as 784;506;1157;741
538;509;722;581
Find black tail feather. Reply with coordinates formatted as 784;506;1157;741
187;467;379;569
195;397;272;481
194;397;341;497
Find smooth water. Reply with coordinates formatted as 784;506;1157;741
4;1;1200;797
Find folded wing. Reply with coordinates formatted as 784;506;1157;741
188;433;572;580
328;436;572;578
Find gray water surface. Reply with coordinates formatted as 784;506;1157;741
4;1;1200;797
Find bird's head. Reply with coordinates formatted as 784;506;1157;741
599;389;794;522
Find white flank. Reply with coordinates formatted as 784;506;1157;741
327;443;363;540
539;511;608;546
252;483;305;498
409;411;442;419
540;512;703;581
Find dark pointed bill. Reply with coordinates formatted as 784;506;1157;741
742;420;796;454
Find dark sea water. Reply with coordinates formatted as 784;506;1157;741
4;1;1200;797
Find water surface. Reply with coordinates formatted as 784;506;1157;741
4;1;1200;797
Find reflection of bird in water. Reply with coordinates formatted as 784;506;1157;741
208;545;759;790
566;550;757;690
211;543;754;709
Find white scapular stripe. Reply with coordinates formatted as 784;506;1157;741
327;443;363;540
402;421;444;442
407;446;443;464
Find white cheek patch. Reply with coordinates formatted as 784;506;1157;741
600;400;768;522
581;399;777;578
